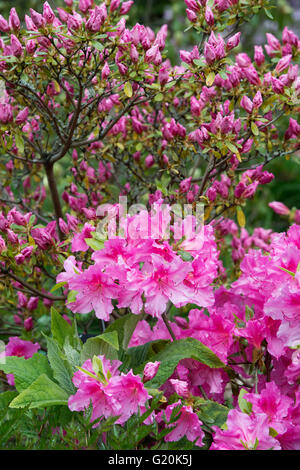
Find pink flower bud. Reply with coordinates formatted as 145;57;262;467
27;297;39;311
79;0;92;13
133;151;141;161
240;95;253;113
15;107;29;125
145;154;155;168
30;8;46;29
227;32;241;50
130;44;139;63
186;8;198;22
269;201;290;216
266;33;281;51
205;7;214;26
275;54;292;73
179;50;192;64
206;186;217;202
26;39;37;55
6;229;19;244
143;361;160;382
110;0;121;12
254;45;265;66
0;15;10;33
145;44;159;63
271;76;284;94
0;235;6;253
282;27;298;47
101;61;110;80
8;208;26;226
204;42;216;64
184;0;200;11
10;34;23;57
43;2;55;24
24;317;33;331
180;177;192;193
0;103;13;124
253;91;263;109
120;1;134;15
9;8;20;31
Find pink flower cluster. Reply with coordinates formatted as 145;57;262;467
68;355;150;425
58;204;220;320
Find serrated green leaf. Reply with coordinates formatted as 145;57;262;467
46;336;75;395
137;338;225;389
0;354;53;393
9;374;69;409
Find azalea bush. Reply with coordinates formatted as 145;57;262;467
0;0;299;451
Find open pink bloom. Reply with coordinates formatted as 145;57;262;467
68;356;150;425
244;382;293;434
71;223;95;252
211;409;281;450
140;254;192;317
66;264;119;320
159;401;204;447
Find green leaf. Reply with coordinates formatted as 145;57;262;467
195;398;229;428
154;93;164;102
105;313;143;351
81;330;119;362
236;206;246;228
84;237;104;251
0;354;53;393
264;7;274;19
238;388;252;414
9;374;69;409
0;391;18;409
251;122;259;136
124;81;133;98
137;337;225;389
50;281;67;293
91;40;104;51
51;307;74;348
46;336;75;395
206;71;215;87
15;134;24;154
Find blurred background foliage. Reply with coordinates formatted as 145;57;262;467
0;0;299;233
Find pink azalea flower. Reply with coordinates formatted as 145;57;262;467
244;382;293;433
66;263;119;320
211;409;281;450
68;356;150;425
159;401;204;447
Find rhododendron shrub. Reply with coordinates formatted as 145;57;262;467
0;0;299;451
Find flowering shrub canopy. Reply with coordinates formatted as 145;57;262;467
0;0;299;450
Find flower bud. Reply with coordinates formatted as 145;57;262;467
240;95;253;113
0;103;13;124
205;6;214;26
120;1;134;15
9;8;20;31
24;317;33;331
268;201;290;216
0;15;10;33
227;32;241;50
145;154;155;168
43;2;55;24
